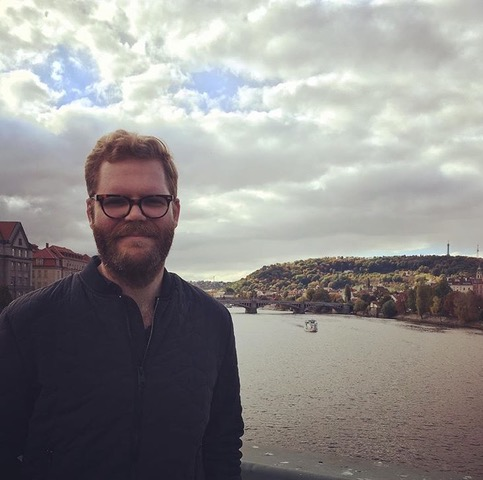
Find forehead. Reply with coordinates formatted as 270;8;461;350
97;158;168;194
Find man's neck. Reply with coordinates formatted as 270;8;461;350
99;263;164;328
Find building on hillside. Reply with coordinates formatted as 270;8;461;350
0;221;33;298
450;280;473;293
449;265;483;297
32;244;90;290
472;265;483;297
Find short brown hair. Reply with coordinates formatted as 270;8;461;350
85;129;178;197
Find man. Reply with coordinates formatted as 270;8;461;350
0;130;244;479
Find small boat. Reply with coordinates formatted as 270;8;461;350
304;319;318;333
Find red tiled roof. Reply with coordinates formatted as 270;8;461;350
34;244;90;262
33;248;58;259
49;245;85;260
0;221;20;241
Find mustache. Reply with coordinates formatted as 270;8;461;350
112;221;159;238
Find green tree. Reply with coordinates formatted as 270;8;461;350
416;284;433;319
442;291;456;317
417;265;430;274
381;300;397;318
434;276;452;298
360;293;374;304
304;288;315;301
454;291;479;324
344;284;352;303
311;287;331;302
379;294;393;307
353;299;368;315
406;288;416;313
430;296;442;316
0;285;13;312
395;292;408;315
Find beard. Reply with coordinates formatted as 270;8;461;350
92;220;175;289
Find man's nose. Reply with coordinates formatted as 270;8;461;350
125;202;146;220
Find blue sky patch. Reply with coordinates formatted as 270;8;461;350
190;69;249;111
31;45;115;107
191;69;244;98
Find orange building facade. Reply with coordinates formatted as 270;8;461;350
32;244;90;290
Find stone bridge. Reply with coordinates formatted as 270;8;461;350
216;296;352;315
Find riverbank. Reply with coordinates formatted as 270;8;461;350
392;313;483;330
269;305;483;330
276;305;483;331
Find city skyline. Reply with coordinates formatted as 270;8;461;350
1;0;483;281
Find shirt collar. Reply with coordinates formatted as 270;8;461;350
80;255;173;299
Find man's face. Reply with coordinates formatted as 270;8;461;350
87;158;180;288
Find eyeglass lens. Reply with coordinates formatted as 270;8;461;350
101;196;170;218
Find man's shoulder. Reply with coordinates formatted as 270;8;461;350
2;273;81;320
168;272;229;314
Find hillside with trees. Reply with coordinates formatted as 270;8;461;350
227;255;483;326
230;255;481;294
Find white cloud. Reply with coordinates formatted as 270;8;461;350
0;70;61;118
0;195;41;213
1;0;483;280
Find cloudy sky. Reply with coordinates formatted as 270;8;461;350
1;0;482;281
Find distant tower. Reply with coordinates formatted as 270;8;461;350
477;265;483;281
477;246;482;281
447;242;450;256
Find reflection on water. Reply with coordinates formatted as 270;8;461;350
233;308;483;478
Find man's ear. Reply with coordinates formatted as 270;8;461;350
172;198;180;228
86;198;95;228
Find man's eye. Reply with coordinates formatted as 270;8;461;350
144;197;167;207
105;198;128;207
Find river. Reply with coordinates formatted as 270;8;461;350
232;308;483;478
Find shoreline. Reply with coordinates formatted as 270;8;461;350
267;305;483;331
382;313;483;331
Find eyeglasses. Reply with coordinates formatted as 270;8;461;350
91;194;174;219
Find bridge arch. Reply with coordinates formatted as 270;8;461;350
216;297;352;315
